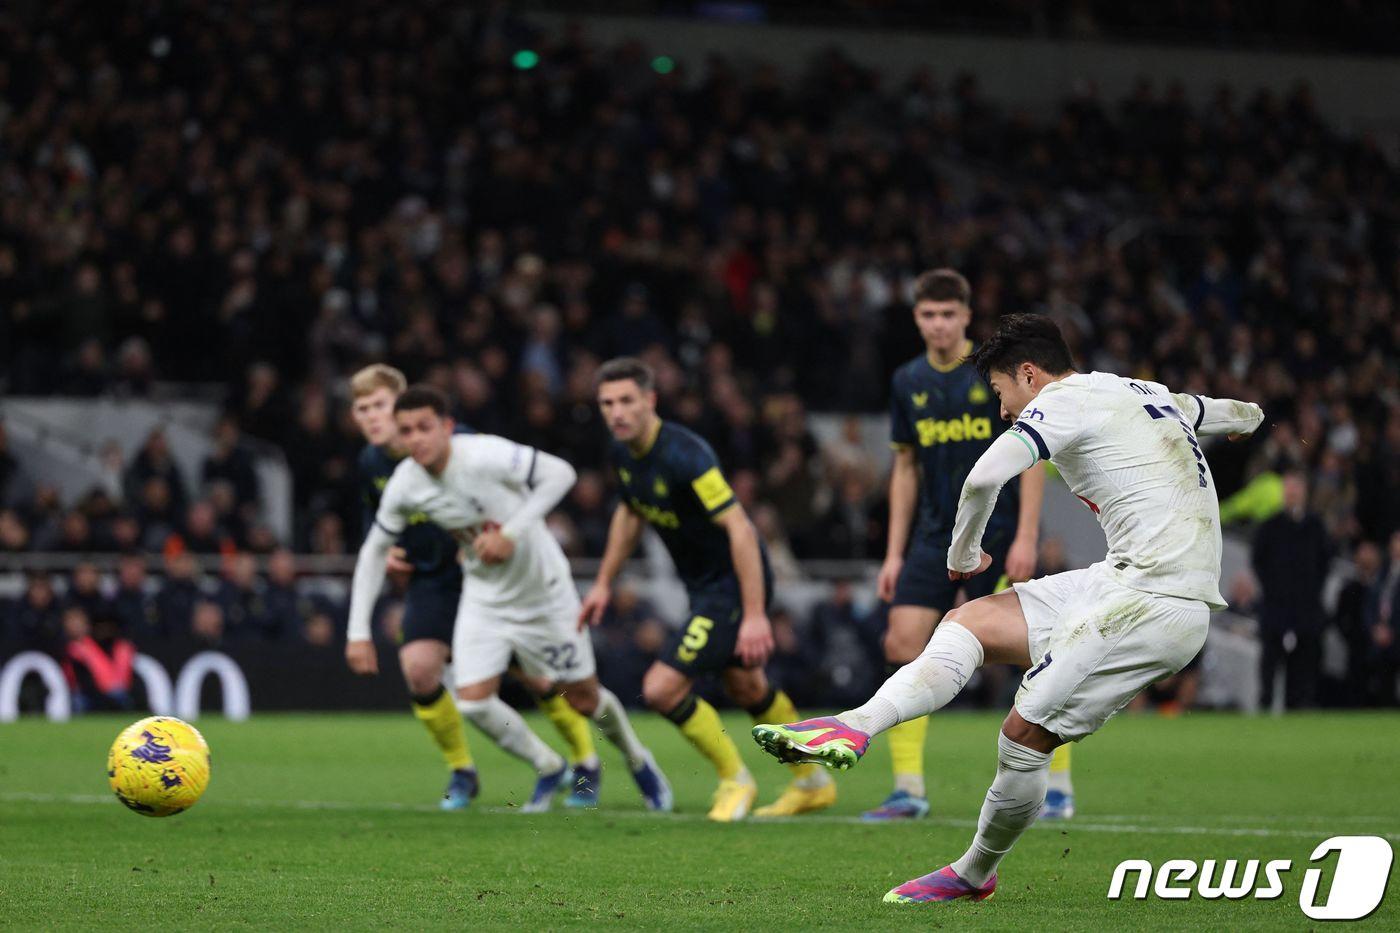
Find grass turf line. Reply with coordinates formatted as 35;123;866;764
1;711;1397;930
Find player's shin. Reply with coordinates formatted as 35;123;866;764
886;713;929;797
457;695;565;775
591;686;648;769
838;621;984;735
537;692;599;768
950;733;1052;886
664;694;744;780
411;685;474;771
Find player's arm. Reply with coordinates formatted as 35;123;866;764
879;445;918;601
471;438;577;564
578;504;645;629
346;520;402;676
1005;463;1046;582
951;394;1081;580
1172;393;1265;439
358;450;413;581
714;504;774;667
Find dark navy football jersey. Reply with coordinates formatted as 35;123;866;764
889;345;1021;543
357;425;474;576
608;421;765;594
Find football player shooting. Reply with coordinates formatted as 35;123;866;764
754;314;1264;904
345;365;600;809
348;385;670;814
579;357;834;822
869;269;1073;823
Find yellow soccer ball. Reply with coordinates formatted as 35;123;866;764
107;716;212;817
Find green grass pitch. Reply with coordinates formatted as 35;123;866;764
1;710;1397;930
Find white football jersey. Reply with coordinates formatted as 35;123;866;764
1005;372;1253;608
375;434;573;616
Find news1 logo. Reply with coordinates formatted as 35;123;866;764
1107;836;1393;921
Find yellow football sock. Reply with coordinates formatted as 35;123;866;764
536;693;597;766
748;689;822;783
888;714;929;796
1048;743;1073;792
671;695;742;780
411;687;473;771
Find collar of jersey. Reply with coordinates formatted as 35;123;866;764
628;418;663;459
925;339;973;374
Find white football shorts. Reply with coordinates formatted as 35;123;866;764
1010;561;1209;741
451;585;596;687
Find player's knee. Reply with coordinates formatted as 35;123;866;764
1001;709;1061;754
883;626;925;663
455;682;496;705
401;663;442;698
563;680;599;717
642;670;685;712
722;672;768;709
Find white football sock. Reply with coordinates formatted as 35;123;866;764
838;620;984;735
590;686;649;770
951;733;1053;886
458;695;565;775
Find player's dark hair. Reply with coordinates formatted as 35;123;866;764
913;268;972;306
393;384;450;417
970;313;1075;381
596;356;655;392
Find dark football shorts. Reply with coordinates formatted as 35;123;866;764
891;526;1014;612
660;568;775;676
399;569;463;646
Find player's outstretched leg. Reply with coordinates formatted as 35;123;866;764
865;605;941;821
645;663;754;821
456;686;567;813
887;721;1053;905
401;641;478;811
754;615;989;770
735;680;836;817
1039;744;1075;820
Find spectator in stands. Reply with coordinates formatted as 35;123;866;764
53;510;95;554
64;562;107;622
1252;470;1332;709
166;500;234;558
124;430;187;517
202;416;261;513
135;478;180;552
264;549;319;643
190;600;226;647
62;606;137;713
156;553;204;641
1362;532;1400;706
0;421;34;509
110;555;159;640
807;579;881;705
216;553;271;641
592;583;667;705
0;509;30;552
9;573;63;653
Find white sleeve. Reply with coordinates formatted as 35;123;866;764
470;435;578;540
1002;382;1085;465
347;522;394;642
1171;393;1265;438
948;431;1038;573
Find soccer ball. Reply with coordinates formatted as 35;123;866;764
107;716;212;817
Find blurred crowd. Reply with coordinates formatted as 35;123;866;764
2;3;1399;705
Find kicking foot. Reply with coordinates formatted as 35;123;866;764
439;768;479;811
861;789;930;822
884;866;996;904
751;717;870;771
